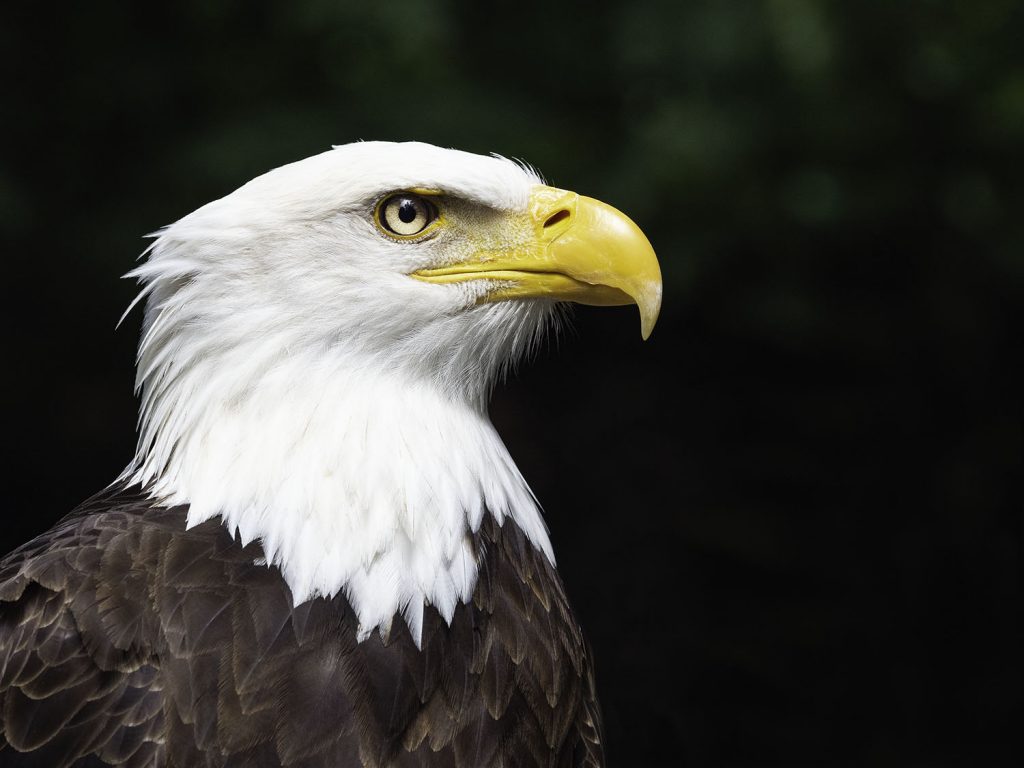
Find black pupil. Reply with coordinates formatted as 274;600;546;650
397;199;418;224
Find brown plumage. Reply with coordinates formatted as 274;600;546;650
0;485;604;767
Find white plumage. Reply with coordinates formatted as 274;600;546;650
123;142;558;645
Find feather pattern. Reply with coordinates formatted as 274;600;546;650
0;485;604;767
118;142;560;641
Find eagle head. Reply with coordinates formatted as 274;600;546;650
124;141;661;642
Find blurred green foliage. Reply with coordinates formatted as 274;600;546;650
4;0;1023;318
3;1;1022;766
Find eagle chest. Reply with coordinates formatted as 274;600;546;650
1;494;602;767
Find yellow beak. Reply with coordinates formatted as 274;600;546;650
412;186;663;339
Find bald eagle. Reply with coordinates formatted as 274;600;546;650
0;142;661;767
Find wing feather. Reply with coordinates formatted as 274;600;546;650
1;486;605;766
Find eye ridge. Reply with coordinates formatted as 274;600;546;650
377;192;439;238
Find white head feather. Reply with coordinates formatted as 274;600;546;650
123;141;558;645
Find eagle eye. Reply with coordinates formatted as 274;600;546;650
376;193;439;238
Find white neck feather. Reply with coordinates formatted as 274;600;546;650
127;351;553;645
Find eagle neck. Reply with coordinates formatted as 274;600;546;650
127;356;554;646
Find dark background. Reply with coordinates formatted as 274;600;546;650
3;2;1022;765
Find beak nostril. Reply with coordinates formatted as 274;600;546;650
543;209;571;229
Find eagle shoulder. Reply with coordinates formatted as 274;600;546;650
0;486;167;766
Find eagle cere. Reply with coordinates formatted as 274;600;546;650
0;141;661;767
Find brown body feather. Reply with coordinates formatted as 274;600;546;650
0;486;604;767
